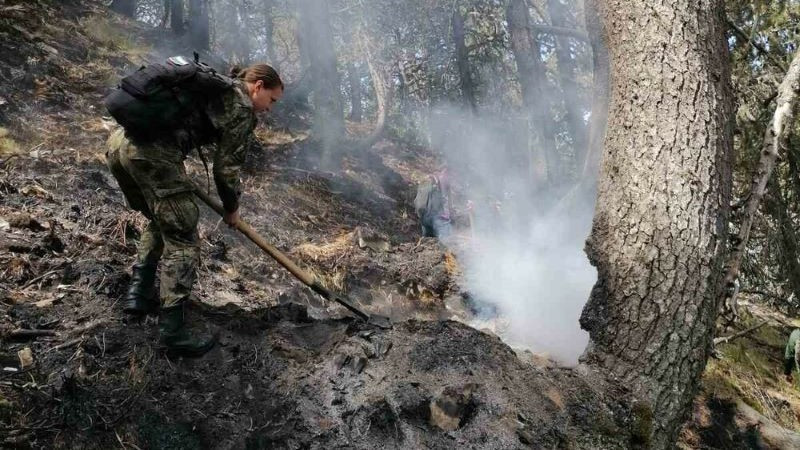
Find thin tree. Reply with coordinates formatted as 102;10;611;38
451;4;477;112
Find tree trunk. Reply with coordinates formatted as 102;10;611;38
347;62;363;122
169;0;185;34
297;0;345;160
579;0;734;447
451;6;477;112
110;0;136;18
547;0;587;180
352;27;392;151
188;0;209;50
506;0;557;188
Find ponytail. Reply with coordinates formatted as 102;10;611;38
229;63;283;89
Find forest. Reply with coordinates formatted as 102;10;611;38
2;0;800;448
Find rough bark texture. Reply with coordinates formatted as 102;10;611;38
110;0;136;17
188;0;209;50
579;0;734;447
451;7;477;112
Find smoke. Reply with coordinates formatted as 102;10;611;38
427;105;594;366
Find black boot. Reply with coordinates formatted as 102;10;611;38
159;302;216;357
123;263;159;315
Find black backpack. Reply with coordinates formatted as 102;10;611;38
104;54;233;142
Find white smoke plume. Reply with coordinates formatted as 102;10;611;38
427;105;594;366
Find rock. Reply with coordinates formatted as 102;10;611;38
429;383;479;432
17;347;33;369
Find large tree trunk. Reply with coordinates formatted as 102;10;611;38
507;0;558;188
451;6;477;112
110;0;136;18
547;0;587;180
188;0;209;50
579;0;733;447
297;0;345;160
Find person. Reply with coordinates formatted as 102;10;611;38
414;166;452;239
106;63;283;356
784;328;800;383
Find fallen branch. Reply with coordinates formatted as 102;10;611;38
713;320;768;345
7;329;56;340
736;399;800;448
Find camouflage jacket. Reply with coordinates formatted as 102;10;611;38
205;79;257;213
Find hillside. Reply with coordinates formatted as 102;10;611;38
1;1;799;449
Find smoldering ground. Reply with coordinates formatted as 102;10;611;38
426;105;594;366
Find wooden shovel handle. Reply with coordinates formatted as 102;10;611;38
193;186;316;286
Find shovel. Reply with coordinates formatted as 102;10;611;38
193;186;392;329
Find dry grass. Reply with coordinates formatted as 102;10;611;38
0;128;21;156
701;309;800;430
293;232;355;261
81;15;148;57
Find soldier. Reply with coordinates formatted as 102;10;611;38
414;166;452;239
106;63;283;356
784;328;800;384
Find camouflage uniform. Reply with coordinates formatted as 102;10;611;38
106;80;257;308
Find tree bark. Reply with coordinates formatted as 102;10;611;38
547;0;587;180
352;27;392;151
110;0;136;18
297;0;345;159
720;49;800;319
451;6;477;112
579;0;734;447
188;0;209;50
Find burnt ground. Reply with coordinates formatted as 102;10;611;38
2;1;789;449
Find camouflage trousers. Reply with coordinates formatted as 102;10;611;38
106;129;198;308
